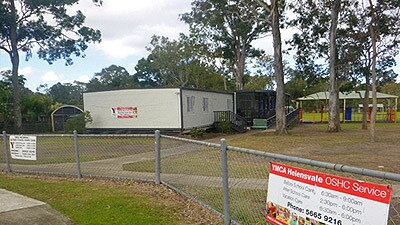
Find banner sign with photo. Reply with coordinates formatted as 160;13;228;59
9;135;37;160
111;106;138;119
266;162;392;225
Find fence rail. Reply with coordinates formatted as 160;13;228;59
1;131;399;225
214;111;247;133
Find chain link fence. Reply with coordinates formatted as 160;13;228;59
1;130;399;225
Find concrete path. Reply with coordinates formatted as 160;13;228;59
2;129;399;192
0;189;74;225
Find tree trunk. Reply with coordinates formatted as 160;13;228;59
327;0;341;132
272;0;287;135
369;0;378;141
9;0;22;133
234;47;246;90
223;75;227;91
361;75;370;130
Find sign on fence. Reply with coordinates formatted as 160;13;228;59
9;135;37;160
266;162;392;225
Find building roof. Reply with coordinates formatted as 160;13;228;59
83;87;234;95
297;91;398;101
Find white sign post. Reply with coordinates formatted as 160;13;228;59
266;162;392;225
9;135;37;160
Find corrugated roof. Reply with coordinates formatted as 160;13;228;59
297;91;398;101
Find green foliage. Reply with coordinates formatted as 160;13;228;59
212;121;232;133
135;35;228;90
64;111;92;133
0;72;13;123
181;0;271;89
21;92;54;122
381;82;400;109
244;75;274;91
87;65;139;92
189;127;205;139
0;0;101;131
0;0;101;65
288;0;399;91
47;82;86;105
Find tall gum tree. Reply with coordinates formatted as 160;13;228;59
0;0;101;132
181;0;270;90
289;0;400;131
369;0;377;141
271;0;287;134
327;0;341;132
257;0;287;134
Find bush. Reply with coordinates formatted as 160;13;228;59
64;111;92;134
212;121;232;133
190;127;205;139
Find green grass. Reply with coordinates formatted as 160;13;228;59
1;137;156;165
123;149;268;179
0;175;188;225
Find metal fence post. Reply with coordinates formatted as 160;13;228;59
220;138;231;225
2;131;11;172
155;130;161;184
73;130;82;178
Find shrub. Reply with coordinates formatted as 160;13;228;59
190;127;205;139
212;121;232;133
64;111;92;134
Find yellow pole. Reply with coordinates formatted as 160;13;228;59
313;110;316;123
395;98;398;123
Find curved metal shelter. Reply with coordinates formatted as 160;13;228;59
51;105;83;132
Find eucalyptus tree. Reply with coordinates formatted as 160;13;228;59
47;82;86;105
339;0;399;130
367;0;400;140
252;0;288;134
86;65;139;92
181;0;270;90
288;0;399;131
327;0;341;132
0;0;101;132
134;35;228;90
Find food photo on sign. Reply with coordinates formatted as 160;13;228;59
265;162;392;225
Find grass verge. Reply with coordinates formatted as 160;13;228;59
0;174;222;225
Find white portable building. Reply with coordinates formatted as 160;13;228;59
83;88;234;132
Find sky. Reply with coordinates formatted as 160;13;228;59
0;0;399;91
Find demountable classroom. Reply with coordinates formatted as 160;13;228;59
83;88;234;132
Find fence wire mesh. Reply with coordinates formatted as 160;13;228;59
225;147;400;225
159;136;225;219
5;135;76;176
1;131;399;225
78;134;154;181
